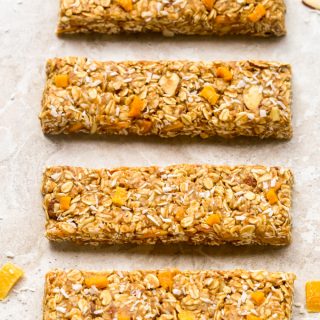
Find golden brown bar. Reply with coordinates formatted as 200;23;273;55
57;0;287;37
40;57;292;139
42;164;293;246
44;268;296;319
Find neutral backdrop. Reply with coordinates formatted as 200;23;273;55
0;0;319;318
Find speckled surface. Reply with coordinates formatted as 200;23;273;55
0;0;319;318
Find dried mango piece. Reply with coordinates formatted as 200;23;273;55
215;15;230;24
248;4;266;22
118;310;131;320
266;189;278;205
69;122;83;132
54;74;69;88
158;271;174;291
117;0;133;12
0;263;24;300
85;275;108;289
306;281;320;312
163;121;184;132
178;311;195;320
206;214;221;226
251;291;265;305
129;96;144;118
216;66;233;82
200;86;220;105
175;207;185;221
111;187;128;206
202;0;215;10
137;120;153;133
60;196;71;211
247;315;262;320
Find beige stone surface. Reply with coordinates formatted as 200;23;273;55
0;0;319;318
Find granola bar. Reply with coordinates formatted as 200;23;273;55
42;164;293;246
57;0;287;37
40;57;292;139
43;268;296;319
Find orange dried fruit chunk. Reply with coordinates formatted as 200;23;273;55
117;0;133;12
266;188;278;205
118;310;131;320
163;121;184;132
69;122;83;132
0;263;24;300
215;15;230;24
128;96;144;118
178;311;195;320
251;291;265;305
216;66;233;82
85;275;108;289
206;214;221;226
117;121;130;129
175;207;185;221
158;271;174;291
247;316;262;320
306;281;320;312
111;187;128;206
60;196;71;211
54;74;69;88
200;86;220;105
202;0;215;10
137;120;153;133
248;4;266;22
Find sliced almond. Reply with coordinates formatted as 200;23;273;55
243;85;262;111
159;73;180;97
302;0;320;10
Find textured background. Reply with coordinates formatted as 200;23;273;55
0;0;319;318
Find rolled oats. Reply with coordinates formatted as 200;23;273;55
43;268;296;319
40;58;292;139
42;164;293;246
57;0;286;37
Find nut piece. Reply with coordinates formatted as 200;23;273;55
144;274;160;289
117;0;133;12
181;216;194;228
270;107;280;122
244;86;262;110
61;181;73;193
0;263;24;301
159;73;180;97
303;0;320;9
100;289;112;305
306;281;320;312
